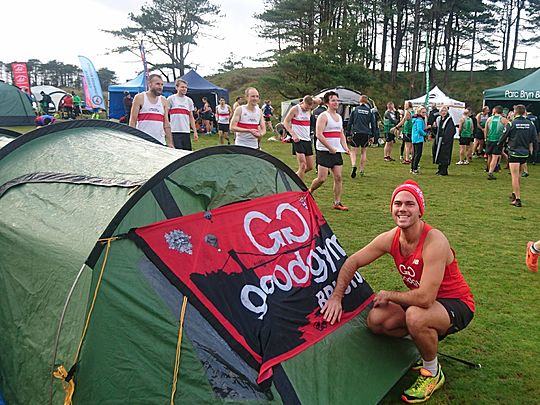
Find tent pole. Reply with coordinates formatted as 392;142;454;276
48;263;88;404
439;352;482;369
424;30;431;109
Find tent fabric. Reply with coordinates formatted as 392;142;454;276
0;120;417;404
483;68;540;102
0;128;21;137
0;128;20;149
0;136;14;150
31;85;69;112
483;69;540;116
314;87;362;105
0;82;35;126
407;86;465;130
281;87;364;126
107;70;229;119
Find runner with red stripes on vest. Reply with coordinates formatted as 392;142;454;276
167;78;198;150
230;87;265;149
283;95;315;180
129;74;173;147
308;91;350;211
216;97;232;145
322;180;475;403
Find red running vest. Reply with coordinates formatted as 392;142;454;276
390;223;475;312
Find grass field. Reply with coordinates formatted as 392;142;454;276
3;125;540;404
190;132;539;404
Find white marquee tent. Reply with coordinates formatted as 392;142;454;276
31;85;69;112
280;87;364;122
407;86;465;127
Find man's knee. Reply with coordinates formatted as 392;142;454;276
317;171;328;182
367;306;404;335
405;306;428;333
367;310;385;334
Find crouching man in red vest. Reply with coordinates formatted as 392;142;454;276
322;180;475;403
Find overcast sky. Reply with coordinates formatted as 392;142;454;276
0;0;268;82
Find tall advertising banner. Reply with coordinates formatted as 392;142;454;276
81;76;93;111
11;63;31;94
78;56;105;110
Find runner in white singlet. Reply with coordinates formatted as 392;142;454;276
230;87;265;149
308;91;350;211
283;95;315;180
216;97;232;145
129;74;173;147
167;78;198;150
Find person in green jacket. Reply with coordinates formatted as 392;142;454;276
396;101;414;164
457;109;474;165
72;91;82;118
485;105;509;180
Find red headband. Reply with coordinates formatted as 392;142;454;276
391;180;425;216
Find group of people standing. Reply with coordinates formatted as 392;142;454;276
380;101;539;207
128;74;539;209
128;74;271;151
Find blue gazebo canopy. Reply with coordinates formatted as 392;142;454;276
108;70;229;119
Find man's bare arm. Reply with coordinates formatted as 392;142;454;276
283;106;298;141
258;113;266;138
321;230;394;324
129;94;143;128
229;107;243;133
189;110;198;141
162;98;173;147
396;110;410;128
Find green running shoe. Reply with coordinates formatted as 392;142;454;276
401;364;445;403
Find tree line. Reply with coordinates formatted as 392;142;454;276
0;59;117;91
257;0;540;87
103;0;539;99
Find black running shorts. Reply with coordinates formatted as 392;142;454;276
217;123;229;132
508;155;528;164
172;132;192;151
437;298;474;340
486;141;502;155
292;140;313;156
350;132;370;148
316;150;343;168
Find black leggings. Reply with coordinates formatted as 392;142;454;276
412;142;423;171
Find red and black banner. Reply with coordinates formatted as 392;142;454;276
11;63;31;94
130;191;373;383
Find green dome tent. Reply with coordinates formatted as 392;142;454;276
0;121;417;404
0;128;20;149
0;82;35;126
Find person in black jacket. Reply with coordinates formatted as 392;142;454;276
525;104;539;166
347;94;376;177
431;106;456;176
123;91;133;124
497;104;536;207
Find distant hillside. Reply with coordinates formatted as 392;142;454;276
208;67;538;116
